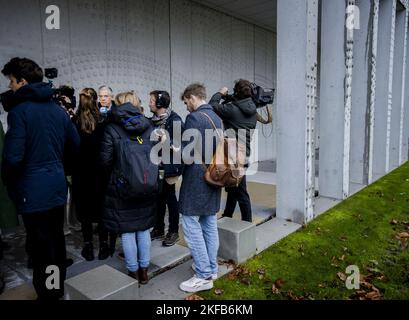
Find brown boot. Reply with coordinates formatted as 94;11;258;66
128;271;138;280
138;268;149;284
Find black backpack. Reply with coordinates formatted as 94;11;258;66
110;124;160;200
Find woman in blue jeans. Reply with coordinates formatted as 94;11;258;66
100;92;157;284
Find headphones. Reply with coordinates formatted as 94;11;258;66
155;91;167;109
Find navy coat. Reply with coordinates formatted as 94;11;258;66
179;104;222;216
1;83;80;214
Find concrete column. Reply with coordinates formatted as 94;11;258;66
368;0;381;184
373;0;397;179
350;0;373;185
398;9;409;165
276;0;318;224
403;10;409;163
319;0;355;199
390;4;407;169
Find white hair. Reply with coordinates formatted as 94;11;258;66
98;85;113;96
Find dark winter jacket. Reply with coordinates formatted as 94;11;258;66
71;112;108;223
1;82;80;214
178;104;222;216
100;103;157;234
209;93;257;157
155;111;185;178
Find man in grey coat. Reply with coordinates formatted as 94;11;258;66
178;83;222;293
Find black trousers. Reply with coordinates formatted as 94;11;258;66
22;206;66;300
223;175;252;222
154;180;179;233
82;221;108;244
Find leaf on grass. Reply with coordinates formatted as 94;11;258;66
318;283;326;288
214;288;223;296
274;278;286;289
257;268;266;275
186;294;204;300
240;278;251;286
398;232;409;238
337;272;347;281
271;284;280;294
390;219;398;225
365;291;382;300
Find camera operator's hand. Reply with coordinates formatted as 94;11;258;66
219;87;229;96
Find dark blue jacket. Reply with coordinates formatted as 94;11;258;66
1;83;80;214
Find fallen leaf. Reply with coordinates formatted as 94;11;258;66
240;278;251;286
339;255;345;261
271;284;280;294
186;294;204;300
214;288;223;295
365;291;382;300
257;268;266;275
318;283;326;288
398;232;409;238
337;272;347;281
390;219;398;225
274;278;285;289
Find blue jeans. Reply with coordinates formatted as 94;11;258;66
182;215;219;279
121;230;151;272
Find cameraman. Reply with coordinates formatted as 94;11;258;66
209;79;257;223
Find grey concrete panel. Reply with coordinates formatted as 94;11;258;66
390;10;406;169
373;0;397;176
319;0;347;199
350;0;372;185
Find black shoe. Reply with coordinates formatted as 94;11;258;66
81;242;94;261
150;229;164;240
98;242;110;260
162;232;179;247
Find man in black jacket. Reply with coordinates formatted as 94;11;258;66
1;57;80;300
209;79;257;223
149;90;184;246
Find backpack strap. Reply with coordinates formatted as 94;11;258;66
110;123;144;144
198;112;224;171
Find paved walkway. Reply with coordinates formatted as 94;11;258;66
0;171;291;300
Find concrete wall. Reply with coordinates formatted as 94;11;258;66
0;0;276;162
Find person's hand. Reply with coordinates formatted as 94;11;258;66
219;87;229;96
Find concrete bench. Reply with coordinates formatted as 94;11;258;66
217;217;256;264
64;265;138;300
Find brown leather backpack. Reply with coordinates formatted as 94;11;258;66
199;112;246;188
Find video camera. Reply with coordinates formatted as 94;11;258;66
223;83;275;108
44;68;76;114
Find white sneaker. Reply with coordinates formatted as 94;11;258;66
179;276;213;293
191;263;218;280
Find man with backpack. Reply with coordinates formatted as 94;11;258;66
209;79;258;223
178;83;223;293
